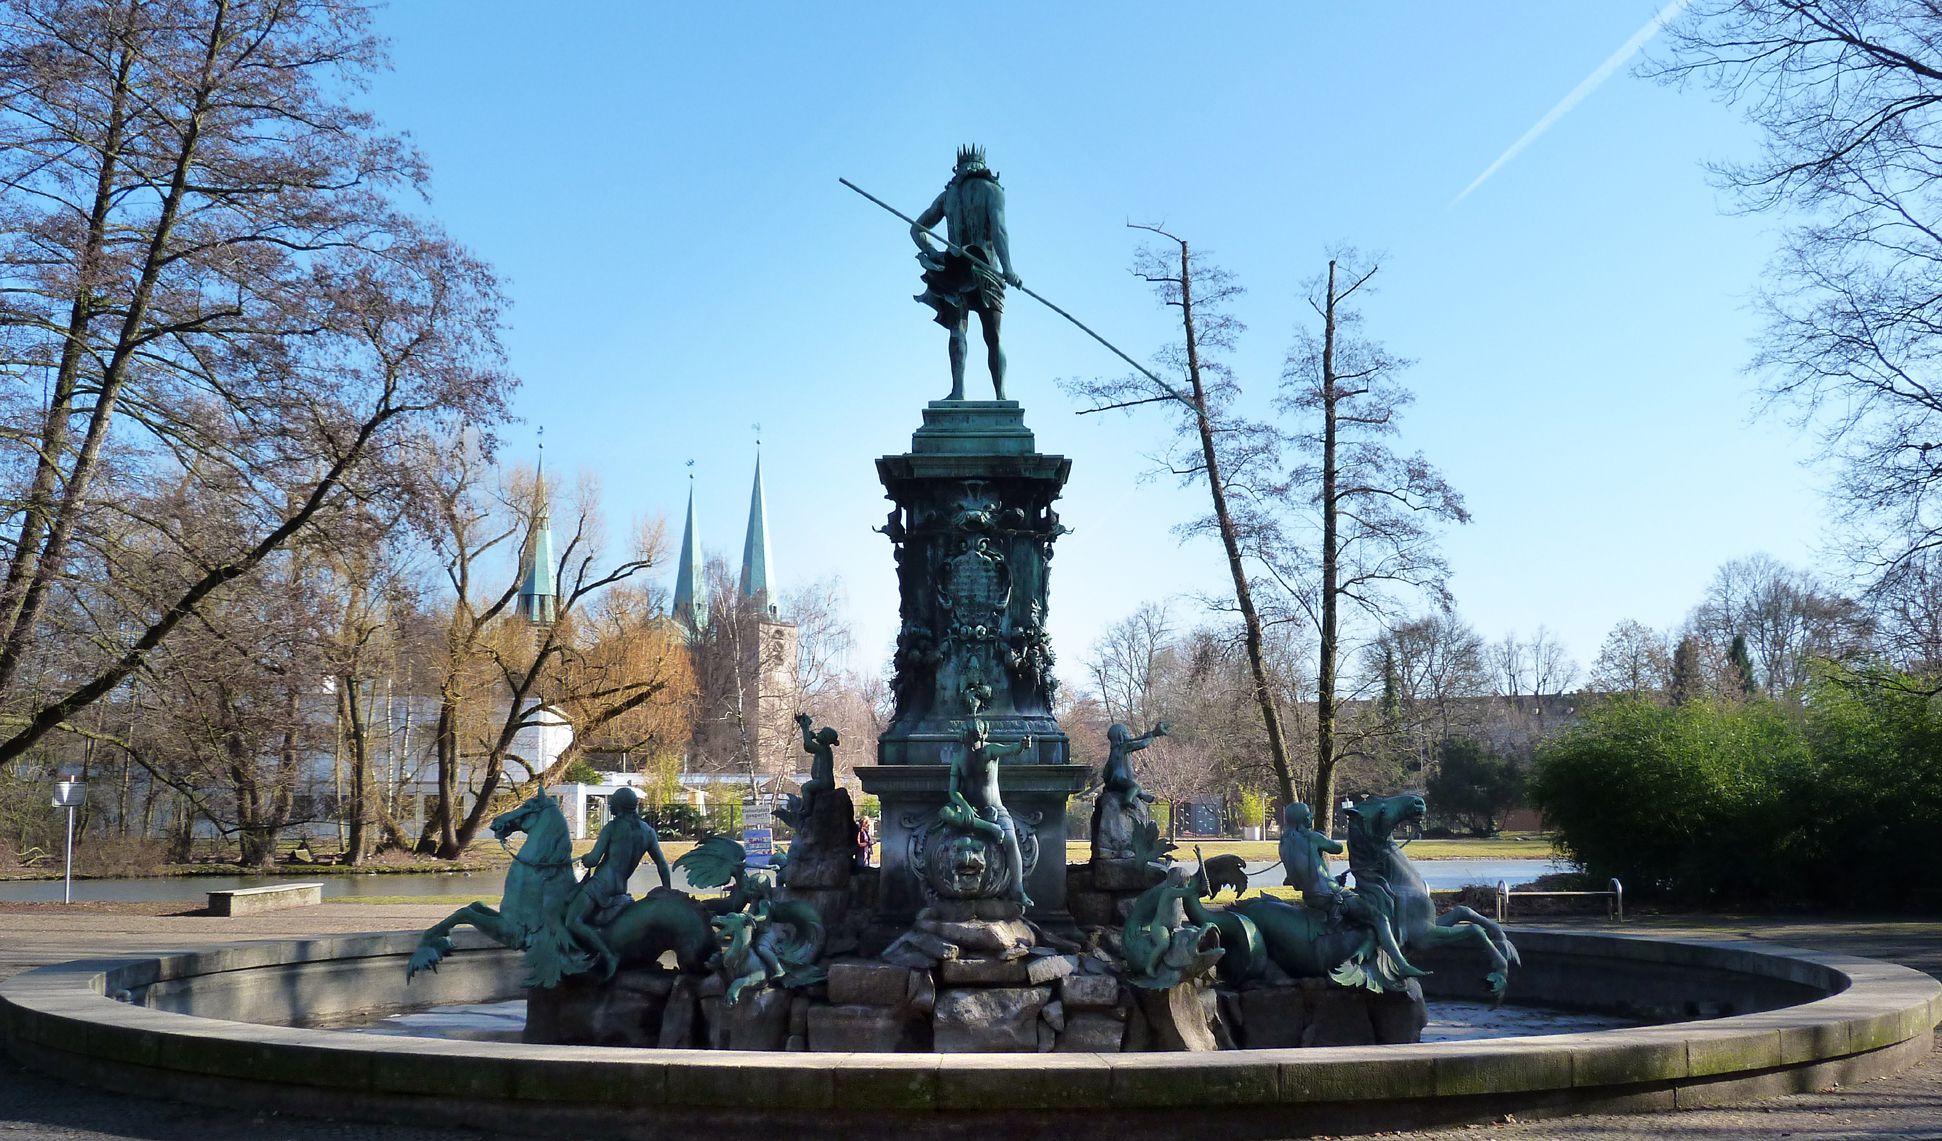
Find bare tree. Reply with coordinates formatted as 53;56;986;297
417;459;667;857
1274;255;1470;833
1087;601;1175;728
1490;626;1580;699
0;0;513;771
1360;609;1492;779
121;490;340;866
1064;227;1301;808
546;580;696;780
1689;554;1872;696
1869;549;1942;670
1588;619;1674;698
686;557;783;784
1657;2;1942;598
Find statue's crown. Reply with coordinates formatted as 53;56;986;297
956;143;987;169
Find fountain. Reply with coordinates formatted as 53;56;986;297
0;149;1936;1137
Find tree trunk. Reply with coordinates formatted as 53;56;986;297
0;29;135;657
1174;238;1299;807
340;675;369;865
1315;260;1342;837
429;685;460;855
0;2;229;694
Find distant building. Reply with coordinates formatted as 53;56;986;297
669;452;801;788
516;458;558;626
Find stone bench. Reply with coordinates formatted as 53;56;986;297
205;882;324;917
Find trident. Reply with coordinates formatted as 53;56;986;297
839;177;1166;389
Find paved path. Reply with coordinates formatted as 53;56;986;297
0;903;1936;1140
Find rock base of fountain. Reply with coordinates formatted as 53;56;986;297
524;953;1423;1051
1069;857;1163;928
1223;976;1427;1048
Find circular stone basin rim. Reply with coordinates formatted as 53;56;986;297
2;929;1936;1139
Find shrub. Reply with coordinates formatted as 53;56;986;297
1236;788;1268;829
1793;667;1942;909
1529;696;1806;902
558;757;602;786
1531;672;1942;910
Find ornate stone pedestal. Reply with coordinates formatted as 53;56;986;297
856;759;1090;930
864;400;1083;931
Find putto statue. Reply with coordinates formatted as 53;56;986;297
1091;721;1167;861
1122;863;1226;990
940;717;1034;905
911;144;1022;401
775;712;858;891
795;712;839;802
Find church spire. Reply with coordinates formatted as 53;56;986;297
517;433;557;625
671;465;704;632
739;447;775;616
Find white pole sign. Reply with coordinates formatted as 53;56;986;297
52;779;86;905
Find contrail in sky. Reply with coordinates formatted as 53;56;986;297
1452;0;1693;205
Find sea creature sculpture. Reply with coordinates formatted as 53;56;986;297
1345;792;1521;1000
1211;799;1468;993
405;785;712;987
676;834;828;992
1282;801;1427;982
1121;863;1233;989
711;898;825;1006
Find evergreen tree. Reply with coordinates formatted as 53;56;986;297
1669;636;1704;705
1728;633;1760;698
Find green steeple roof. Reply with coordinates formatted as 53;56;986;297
739;453;775;613
671;481;704;632
517;460;557;625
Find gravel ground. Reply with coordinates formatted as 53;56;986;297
0;904;1936;1140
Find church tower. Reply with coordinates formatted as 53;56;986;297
740;452;777;618
671;476;705;633
740;452;798;781
516;453;557;626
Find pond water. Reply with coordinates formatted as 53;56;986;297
0;857;1566;904
331;996;1638;1045
1244;857;1566;894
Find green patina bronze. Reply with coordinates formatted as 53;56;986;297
1215;793;1520;999
676;834;827;1005
1092;721;1169;861
567;785;671;978
1343;792;1520;999
1122;863;1231;989
795;712;839;802
1279;801;1426;984
405;786;711;987
943;717;1035;906
910;145;1021;402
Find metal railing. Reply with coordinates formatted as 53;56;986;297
1495;878;1623;923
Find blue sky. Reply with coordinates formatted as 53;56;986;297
367;3;1818;685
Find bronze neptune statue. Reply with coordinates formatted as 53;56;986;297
911;145;1021;401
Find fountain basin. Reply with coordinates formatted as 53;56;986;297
2;929;1934;1139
